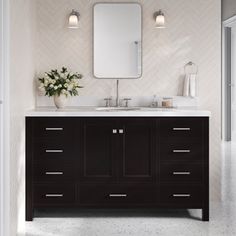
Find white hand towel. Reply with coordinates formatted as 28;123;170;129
183;74;190;97
189;74;196;98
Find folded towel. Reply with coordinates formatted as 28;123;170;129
183;74;190;97
189;74;196;98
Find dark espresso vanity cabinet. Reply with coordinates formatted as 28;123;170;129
26;117;209;221
81;118;155;183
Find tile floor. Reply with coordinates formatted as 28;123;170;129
22;142;236;236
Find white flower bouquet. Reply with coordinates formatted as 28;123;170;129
38;67;83;97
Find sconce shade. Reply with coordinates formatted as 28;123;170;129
155;10;165;28
68;10;79;29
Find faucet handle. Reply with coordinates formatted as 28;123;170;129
104;97;112;107
123;98;132;107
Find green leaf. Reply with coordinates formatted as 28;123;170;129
37;67;83;97
61;67;68;73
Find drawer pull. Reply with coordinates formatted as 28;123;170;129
45;128;63;131
173;172;191;175
109;194;127;197
173;150;190;153
45;172;64;175
45;150;63;153
173;194;191;197
173;128;191;131
45;194;63;197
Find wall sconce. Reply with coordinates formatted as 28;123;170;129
154;10;166;28
68;9;80;29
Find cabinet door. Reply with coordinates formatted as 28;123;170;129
118;119;155;182
81;118;117;182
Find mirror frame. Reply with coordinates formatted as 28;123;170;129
93;2;143;79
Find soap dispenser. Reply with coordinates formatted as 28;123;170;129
151;95;158;107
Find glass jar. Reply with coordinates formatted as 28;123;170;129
161;97;173;108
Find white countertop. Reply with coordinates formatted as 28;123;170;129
26;107;211;117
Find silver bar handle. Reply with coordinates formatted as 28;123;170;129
45;172;63;175
173;128;191;131
109;194;127;197
45;150;63;153
173;172;191;175
113;129;117;134
173;150;190;153
119;129;124;134
45;194;63;197
45;128;63;131
173;194;191;197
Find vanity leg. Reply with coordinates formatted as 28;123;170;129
26;207;33;221
202;207;209;221
202;119;209;222
26;118;33;221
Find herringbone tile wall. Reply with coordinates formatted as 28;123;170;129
35;0;222;200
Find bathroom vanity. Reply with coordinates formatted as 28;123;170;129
25;108;210;221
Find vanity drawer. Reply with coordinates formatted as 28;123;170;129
32;117;75;138
160;142;203;161
80;184;156;205
160;162;203;183
160;118;204;140
160;184;203;206
33;184;76;206
33;140;75;161
33;162;76;182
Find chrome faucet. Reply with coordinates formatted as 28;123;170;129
116;80;119;107
103;80;132;108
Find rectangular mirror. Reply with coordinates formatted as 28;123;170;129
93;3;142;79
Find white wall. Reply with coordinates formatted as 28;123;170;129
0;0;10;235
231;24;236;140
35;0;222;201
9;0;36;235
222;0;236;21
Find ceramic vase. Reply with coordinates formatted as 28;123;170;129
53;94;68;109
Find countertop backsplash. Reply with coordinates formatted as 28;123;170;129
36;95;199;108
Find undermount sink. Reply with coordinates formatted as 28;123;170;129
95;107;140;111
95;107;177;112
140;107;177;111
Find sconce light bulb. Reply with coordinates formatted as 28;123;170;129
68;10;79;29
155;10;166;29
